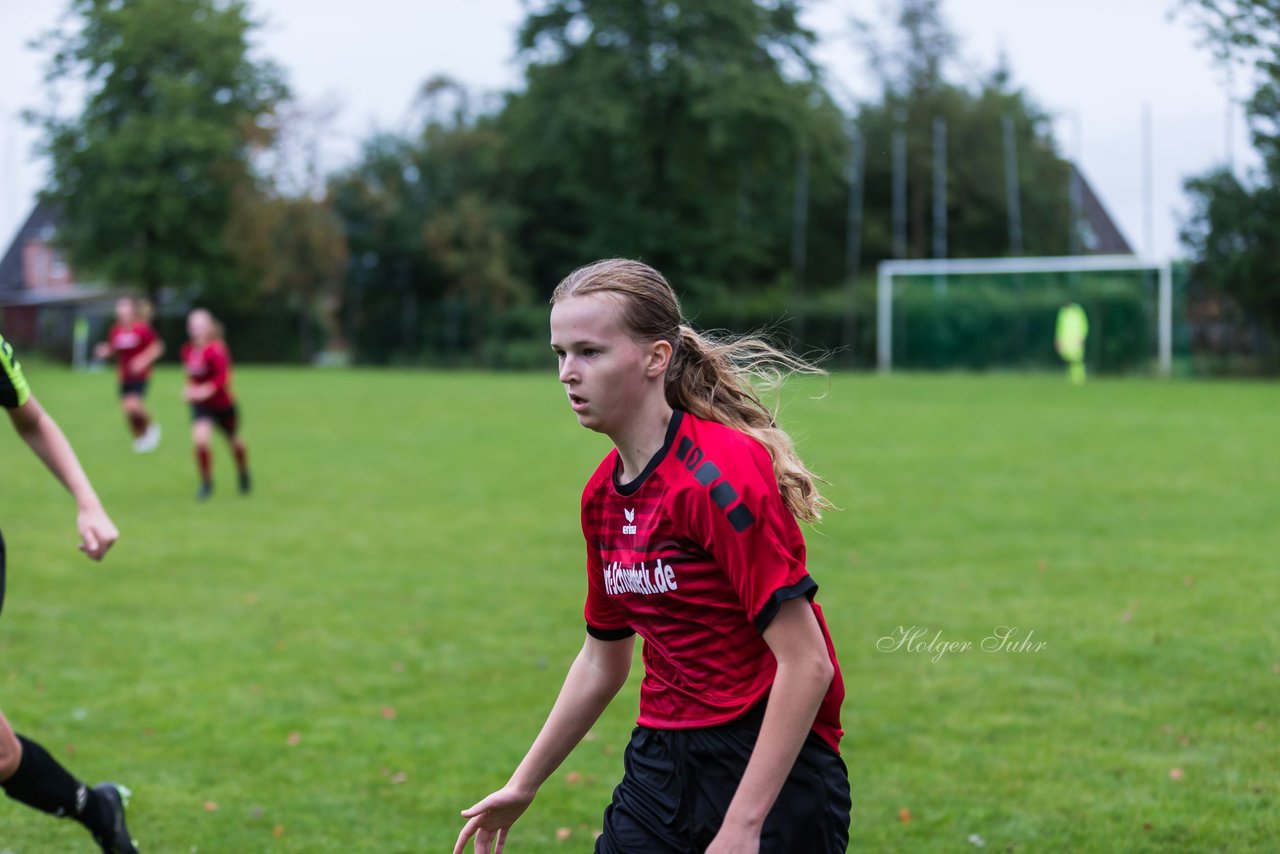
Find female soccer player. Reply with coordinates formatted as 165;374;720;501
182;309;250;500
454;259;849;853
93;297;163;452
0;332;138;852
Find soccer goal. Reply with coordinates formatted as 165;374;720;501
875;254;1173;376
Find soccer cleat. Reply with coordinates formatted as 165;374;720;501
91;782;139;854
136;423;161;453
238;470;251;495
196;481;214;501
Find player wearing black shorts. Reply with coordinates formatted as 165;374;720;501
181;309;250;501
455;260;850;853
1;332;139;852
93;297;163;452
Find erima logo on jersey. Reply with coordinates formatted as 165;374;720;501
604;559;678;596
622;507;637;535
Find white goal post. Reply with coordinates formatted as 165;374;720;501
876;254;1174;377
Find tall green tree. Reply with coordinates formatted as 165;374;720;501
502;0;847;296
1179;0;1280;351
30;0;287;301
330;76;522;362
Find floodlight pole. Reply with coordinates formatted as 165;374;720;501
877;264;892;373
1158;262;1172;377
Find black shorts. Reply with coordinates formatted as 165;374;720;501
190;402;239;436
119;378;148;397
596;704;851;853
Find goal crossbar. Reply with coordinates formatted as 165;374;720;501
876;254;1173;376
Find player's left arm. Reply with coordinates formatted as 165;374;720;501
708;597;834;853
8;395;119;560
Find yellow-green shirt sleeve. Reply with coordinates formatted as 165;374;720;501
0;332;32;409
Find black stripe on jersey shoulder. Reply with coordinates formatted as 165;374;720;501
614;410;684;496
709;481;738;509
727;504;755;532
586;624;637;641
673;414;760;533
754;576;818;634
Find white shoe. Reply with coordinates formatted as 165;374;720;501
135;423;161;453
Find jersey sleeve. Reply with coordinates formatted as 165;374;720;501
583;539;636;640
581;473;636;641
683;438;815;633
0;333;32;410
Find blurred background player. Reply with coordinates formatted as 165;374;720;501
182;309;250;500
1055;301;1089;385
93;297;163;452
0;332;138;853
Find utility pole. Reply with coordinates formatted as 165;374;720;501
1002;113;1024;256
1068;112;1083;258
1142;102;1154;256
932;117;947;296
791;143;810;344
844;123;865;364
892;110;908;259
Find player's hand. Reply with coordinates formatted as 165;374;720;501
453;785;536;854
705;826;761;854
77;506;119;561
93;342;111;360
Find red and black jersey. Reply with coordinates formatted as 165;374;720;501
181;340;235;410
107;322;158;380
581;409;845;753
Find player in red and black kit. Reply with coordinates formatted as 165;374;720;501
181;309;250;501
1;332;139;852
93;297;163;452
455;259;850;853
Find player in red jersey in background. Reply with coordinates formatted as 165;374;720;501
181;309;250;501
93;297;163;453
455;259;849;854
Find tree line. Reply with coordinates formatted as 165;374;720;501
29;0;1268;367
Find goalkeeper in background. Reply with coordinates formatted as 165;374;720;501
1055;301;1089;385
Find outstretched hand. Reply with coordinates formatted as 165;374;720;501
453;785;536;854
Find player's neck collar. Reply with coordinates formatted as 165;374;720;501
613;409;684;496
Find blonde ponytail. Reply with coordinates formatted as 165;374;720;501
552;259;831;522
666;325;830;522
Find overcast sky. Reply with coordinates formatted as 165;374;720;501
0;0;1256;262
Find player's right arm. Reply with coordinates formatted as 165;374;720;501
453;633;633;854
2;334;118;560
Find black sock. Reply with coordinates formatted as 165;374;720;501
1;735;110;835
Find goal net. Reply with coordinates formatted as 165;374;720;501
875;255;1174;376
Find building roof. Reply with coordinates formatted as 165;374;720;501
1072;163;1134;256
0;198;63;294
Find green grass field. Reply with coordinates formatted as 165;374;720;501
1;366;1276;852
